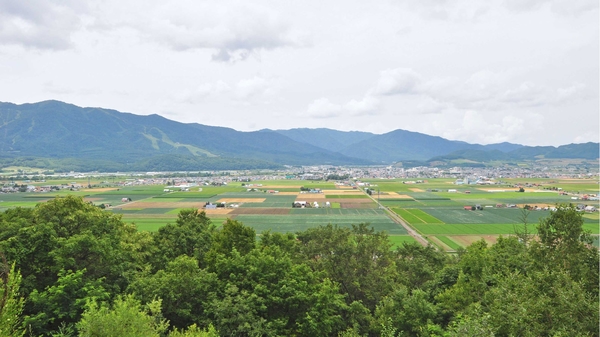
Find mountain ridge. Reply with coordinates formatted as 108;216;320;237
0;100;597;170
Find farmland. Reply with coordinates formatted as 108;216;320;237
0;176;598;251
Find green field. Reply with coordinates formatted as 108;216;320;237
1;177;597;250
388;235;418;248
392;208;443;224
436;236;462;250
414;223;534;235
232;214;407;234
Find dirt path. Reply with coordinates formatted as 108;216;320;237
358;188;431;247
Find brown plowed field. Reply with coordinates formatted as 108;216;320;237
448;235;499;246
204;209;234;215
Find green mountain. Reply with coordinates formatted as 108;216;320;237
267;128;375;152
0;101;370;168
0;100;596;170
429;142;600;164
336;129;494;163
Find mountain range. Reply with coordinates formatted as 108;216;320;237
0;100;597;171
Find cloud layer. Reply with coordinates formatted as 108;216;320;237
0;0;597;146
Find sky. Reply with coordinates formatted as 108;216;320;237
0;0;598;146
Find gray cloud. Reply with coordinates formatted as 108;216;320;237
0;1;87;50
91;1;303;63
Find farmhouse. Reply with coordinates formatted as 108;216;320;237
292;201;307;208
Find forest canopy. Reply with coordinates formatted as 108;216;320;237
0;196;597;336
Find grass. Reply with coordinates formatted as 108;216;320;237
393;209;425;224
388;235;418;248
436;236;462;250
393;208;443;224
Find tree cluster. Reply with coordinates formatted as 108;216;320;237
0;196;597;336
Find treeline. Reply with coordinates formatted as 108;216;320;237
0;197;598;336
0;154;282;173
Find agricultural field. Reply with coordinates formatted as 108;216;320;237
0;177;597;252
364;177;599;251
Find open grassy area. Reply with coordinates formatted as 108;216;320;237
436;236;462;250
388;235;418;248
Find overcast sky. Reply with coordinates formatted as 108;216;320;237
0;0;597;146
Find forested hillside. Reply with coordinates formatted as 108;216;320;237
0;197;598;336
0;101;597;171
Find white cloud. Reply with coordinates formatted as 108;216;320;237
372;68;422;95
306;94;381;119
91;0;304;62
234;76;277;99
344;95;380;115
504;0;598;15
307;98;343;118
0;0;87;50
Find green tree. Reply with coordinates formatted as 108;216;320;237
207;246;347;336
0;261;25;337
374;287;438;336
25;269;109;334
394;242;447;289
169;324;219;337
208;219;255;259
296;224;397;312
530;205;598;295
77;295;168;337
483;270;598;336
0;196;149;335
151;209;214;270
128;256;218;330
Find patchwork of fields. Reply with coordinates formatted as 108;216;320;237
1;177;598;251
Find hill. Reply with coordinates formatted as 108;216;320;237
0;100;596;170
0;101;369;168
268;128;375;152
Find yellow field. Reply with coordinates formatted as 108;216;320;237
204;209;234;215
409;188;425;192
379;192;412;199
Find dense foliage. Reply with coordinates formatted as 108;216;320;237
0;155;283;173
0;196;597;336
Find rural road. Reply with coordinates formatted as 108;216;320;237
357;185;431;247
